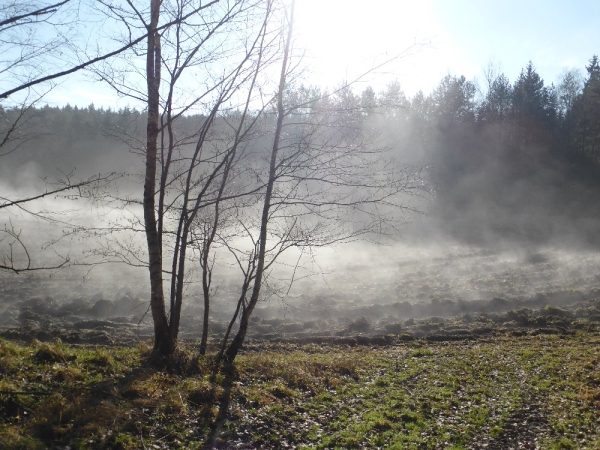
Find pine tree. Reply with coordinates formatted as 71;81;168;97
478;73;512;123
430;75;476;128
512;62;555;125
571;55;600;159
511;62;557;147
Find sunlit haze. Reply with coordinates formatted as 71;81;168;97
294;0;600;96
3;2;600;445
37;0;600;109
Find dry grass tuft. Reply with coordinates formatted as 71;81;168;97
54;366;84;382
33;342;75;363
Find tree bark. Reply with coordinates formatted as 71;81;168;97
199;228;214;355
225;0;295;362
145;0;174;356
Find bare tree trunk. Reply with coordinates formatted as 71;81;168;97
225;306;251;361
199;254;211;355
200;154;232;355
225;0;295;362
215;277;251;364
170;224;189;342
145;0;174;356
199;212;220;355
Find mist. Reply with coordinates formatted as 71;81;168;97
3;60;600;345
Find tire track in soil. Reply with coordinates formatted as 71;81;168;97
470;395;552;449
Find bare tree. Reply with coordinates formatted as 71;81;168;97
85;0;421;359
0;0;252;283
0;0;75;100
0;0;213;100
90;0;282;356
219;1;424;362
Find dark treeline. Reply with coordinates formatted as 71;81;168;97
0;104;140;180
364;56;600;247
3;57;600;247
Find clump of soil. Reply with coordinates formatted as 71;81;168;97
2;291;600;347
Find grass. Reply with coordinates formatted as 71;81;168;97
0;333;598;449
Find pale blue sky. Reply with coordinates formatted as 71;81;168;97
427;0;600;86
41;0;600;108
293;0;600;96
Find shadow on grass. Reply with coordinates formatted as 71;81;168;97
203;361;237;449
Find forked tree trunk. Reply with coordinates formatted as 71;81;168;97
145;0;174;356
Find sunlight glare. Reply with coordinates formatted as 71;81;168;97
293;0;449;95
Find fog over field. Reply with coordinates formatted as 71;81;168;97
3;0;600;352
3;3;600;449
4;94;600;324
4;153;600;336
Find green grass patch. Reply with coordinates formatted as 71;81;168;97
0;333;598;448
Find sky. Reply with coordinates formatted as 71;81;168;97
34;0;600;108
292;0;600;96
